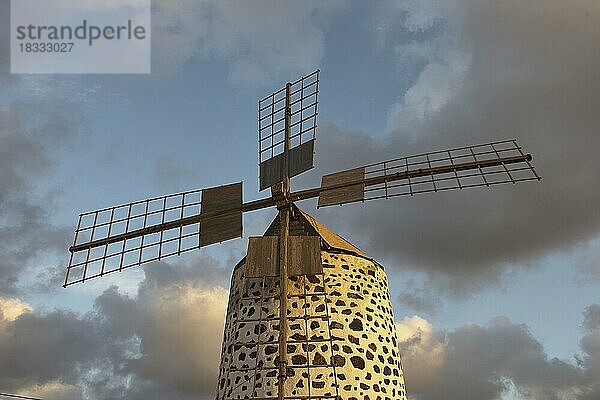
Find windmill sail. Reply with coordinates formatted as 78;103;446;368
259;70;319;190
64;182;243;287
317;139;540;207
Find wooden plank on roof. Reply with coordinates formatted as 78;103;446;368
246;236;278;277
288;236;322;276
245;235;322;277
296;206;371;260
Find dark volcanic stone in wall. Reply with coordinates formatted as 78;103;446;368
350;356;366;369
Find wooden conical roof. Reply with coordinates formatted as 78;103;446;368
263;204;371;260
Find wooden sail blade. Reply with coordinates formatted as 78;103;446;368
318;167;365;208
315;139;541;207
259;139;315;190
258;70;319;190
65;182;254;287
200;182;242;246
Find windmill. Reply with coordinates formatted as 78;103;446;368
64;70;541;400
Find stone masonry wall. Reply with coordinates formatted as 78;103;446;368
216;250;408;400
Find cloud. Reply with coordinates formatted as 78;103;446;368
0;103;81;295
395;316;445;391
126;285;227;396
577;304;600;399
0;297;32;322
0;104;50;204
85;255;230;399
0;254;229;400
398;309;600;400
314;0;600;296
151;0;340;84
17;381;82;400
397;283;443;316
0;2;96;296
152;155;204;193
3;295;600;400
574;235;600;283
582;304;600;332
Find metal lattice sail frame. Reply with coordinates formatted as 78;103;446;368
64;70;541;400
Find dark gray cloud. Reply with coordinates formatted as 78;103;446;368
582;304;600;332
398;306;600;400
7;267;597;400
577;304;600;399
313;0;600;295
397;280;442;317
0;103;78;295
0;309;100;384
0;0;88;295
86;255;229;399
0;104;50;204
0;254;228;400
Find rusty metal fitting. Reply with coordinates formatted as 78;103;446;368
271;182;290;209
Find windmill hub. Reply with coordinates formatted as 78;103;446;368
271;181;291;209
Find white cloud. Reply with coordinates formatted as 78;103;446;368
18;380;82;400
0;297;32;322
387;52;469;134
396;316;445;392
397;312;599;400
386;2;470;135
152;0;339;84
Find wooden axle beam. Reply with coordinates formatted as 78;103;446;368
69;153;533;254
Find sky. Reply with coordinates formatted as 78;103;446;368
0;1;599;399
